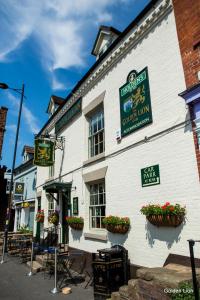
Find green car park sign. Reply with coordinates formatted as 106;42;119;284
119;67;152;137
141;165;160;187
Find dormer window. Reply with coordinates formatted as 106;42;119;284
22;145;34;162
46;95;65;117
91;26;121;60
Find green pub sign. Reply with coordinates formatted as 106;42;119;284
55;98;82;134
34;138;55;167
15;182;24;195
119;67;152;137
141;165;160;187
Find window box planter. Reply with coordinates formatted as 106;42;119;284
141;202;186;228
105;224;129;234
69;223;84;230
102;216;130;234
146;214;184;227
66;216;84;231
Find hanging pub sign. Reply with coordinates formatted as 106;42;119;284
34;138;55;167
15;182;24;195
55;98;82;134
119;67;152;137
141;164;160;187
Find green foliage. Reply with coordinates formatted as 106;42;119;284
102;216;130;226
170;282;198;300
140;202;186;216
18;225;33;234
66;216;84;224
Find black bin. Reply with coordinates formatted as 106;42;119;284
92;245;128;299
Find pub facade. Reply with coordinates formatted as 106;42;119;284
35;0;200;272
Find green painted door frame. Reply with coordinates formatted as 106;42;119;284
62;191;71;244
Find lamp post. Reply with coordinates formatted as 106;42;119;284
0;82;25;254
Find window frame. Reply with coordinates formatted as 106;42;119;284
88;109;105;158
89;181;106;229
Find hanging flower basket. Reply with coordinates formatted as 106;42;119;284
105;224;129;234
102;216;130;234
146;214;184;227
69;223;84;230
48;210;59;226
66;216;84;230
35;210;44;223
141;202;186;227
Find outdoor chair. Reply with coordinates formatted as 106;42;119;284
57;252;86;288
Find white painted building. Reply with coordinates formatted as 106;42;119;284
35;0;200;272
13;146;36;232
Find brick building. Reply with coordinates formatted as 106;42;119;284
0;106;8;230
0;106;8;160
173;0;200;178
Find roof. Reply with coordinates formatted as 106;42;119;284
46;95;65;113
37;0;160;137
22;145;34;155
91;25;121;56
14;158;35;174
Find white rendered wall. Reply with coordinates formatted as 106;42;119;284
36;2;200;267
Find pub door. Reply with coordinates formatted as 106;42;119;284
62;191;71;244
36;197;41;242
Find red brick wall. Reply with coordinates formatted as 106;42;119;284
173;0;200;178
0;107;8;160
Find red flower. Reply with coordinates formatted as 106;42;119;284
165;202;170;206
169;206;174;211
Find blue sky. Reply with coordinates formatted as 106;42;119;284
0;0;149;168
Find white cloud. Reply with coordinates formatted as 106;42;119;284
7;92;40;134
6;124;17;133
0;0;131;87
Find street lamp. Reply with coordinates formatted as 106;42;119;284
0;82;25;256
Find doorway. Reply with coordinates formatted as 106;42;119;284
36;197;41;242
62;191;71;244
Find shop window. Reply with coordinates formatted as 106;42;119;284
88;110;104;157
89;181;106;229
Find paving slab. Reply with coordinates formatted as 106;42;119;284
0;255;94;300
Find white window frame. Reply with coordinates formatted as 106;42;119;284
89;181;106;229
48;195;55;217
88;110;104;158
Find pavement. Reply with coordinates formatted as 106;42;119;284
0;255;94;300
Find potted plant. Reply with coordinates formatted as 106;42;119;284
22;202;30;208
102;216;130;234
35;209;44;223
66;216;84;230
48;210;59;226
140;202;186;227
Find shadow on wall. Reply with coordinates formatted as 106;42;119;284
145;220;185;249
71;229;82;241
108;231;129;246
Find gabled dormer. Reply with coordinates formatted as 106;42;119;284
46;95;65;117
91;26;121;60
22;145;34;162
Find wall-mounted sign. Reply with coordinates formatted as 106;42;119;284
141;165;160;187
73;197;79;215
119;67;152;137
34;138;55;167
15;182;24;195
55;98;82;134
